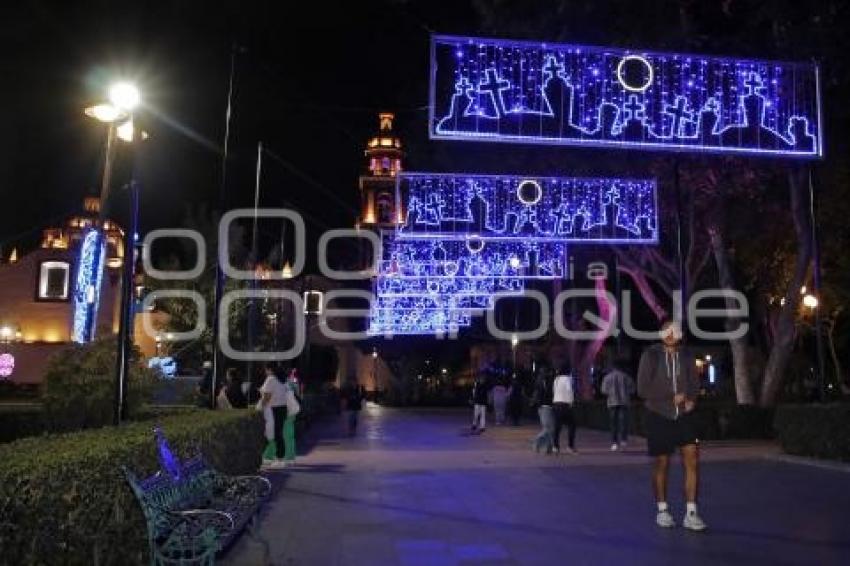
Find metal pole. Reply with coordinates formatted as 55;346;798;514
245;142;263;391
99;124;117;220
673;159;687;336
114;180;139;424
808;166;827;401
210;43;240;409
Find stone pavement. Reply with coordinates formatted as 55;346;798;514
222;404;850;566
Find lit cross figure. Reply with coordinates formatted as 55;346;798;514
542;55;566;82
663;96;695;138
744;72;765;97
477;68;511;118
623;94;647;123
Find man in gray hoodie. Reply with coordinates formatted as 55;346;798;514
637;320;707;532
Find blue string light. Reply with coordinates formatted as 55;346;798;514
368;172;657;335
72;228;105;344
430;35;822;158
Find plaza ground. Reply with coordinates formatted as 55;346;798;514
223;405;850;566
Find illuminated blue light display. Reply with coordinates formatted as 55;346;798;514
72;229;105;344
430;35;822;158
368;172;657;335
398;173;657;243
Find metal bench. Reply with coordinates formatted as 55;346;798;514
124;427;271;565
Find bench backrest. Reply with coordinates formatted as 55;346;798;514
123;427;217;541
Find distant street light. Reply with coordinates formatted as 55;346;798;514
803;294;819;309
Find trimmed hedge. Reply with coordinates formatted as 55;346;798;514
0;409;264;565
774;403;850;462
574;400;775;440
0;404;44;444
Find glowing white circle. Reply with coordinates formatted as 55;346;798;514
466;235;484;254
509;256;521;269
444;261;459;276
616;55;654;93
517;179;542;205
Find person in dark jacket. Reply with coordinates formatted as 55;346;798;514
507;375;524;426
637;320;706;532
222;368;248;408
470;373;490;433
340;376;364;436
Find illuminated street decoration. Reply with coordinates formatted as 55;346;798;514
430;34;822;157
0;353;14;378
72;229;106;343
368;172;657;335
398;173;657;243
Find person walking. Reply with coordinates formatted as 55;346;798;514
492;377;509;425
259;364;289;469
507;375;524;426
470;373;490;434
282;368;301;465
552;364;577;455
532;367;555;453
601;360;635;450
340;375;364;436
217;367;248;409
637;320;707;531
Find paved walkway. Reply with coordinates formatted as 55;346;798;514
223;405;850;566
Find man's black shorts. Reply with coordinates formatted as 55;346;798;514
645;410;698;456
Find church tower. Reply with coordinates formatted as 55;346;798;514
358;112;404;228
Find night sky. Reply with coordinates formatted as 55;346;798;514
2;1;848;262
0;0;482;255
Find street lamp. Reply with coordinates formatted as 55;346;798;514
803;294;819;310
84;81;142;425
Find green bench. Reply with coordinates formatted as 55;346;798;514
124;427;271;565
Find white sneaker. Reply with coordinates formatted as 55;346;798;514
260;459;275;470
656;510;676;528
683;512;707;531
610;443;619;451
270;459;288;469
552;446;560;454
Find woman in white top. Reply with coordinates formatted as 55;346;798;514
552;363;577;454
260;364;289;469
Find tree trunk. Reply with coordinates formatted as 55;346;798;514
760;168;812;406
826;313;843;388
707;223;754;404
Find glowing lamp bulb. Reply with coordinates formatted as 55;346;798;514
108;82;140;111
803;294;818;309
509;256;521;269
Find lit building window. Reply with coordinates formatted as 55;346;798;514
38;261;70;300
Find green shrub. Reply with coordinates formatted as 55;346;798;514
0;405;44;444
0;409;264;565
43;336;157;432
774;403;850;461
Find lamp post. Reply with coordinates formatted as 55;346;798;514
372;348;378;402
85;81;141;425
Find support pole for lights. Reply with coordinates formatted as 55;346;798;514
211;44;241;409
